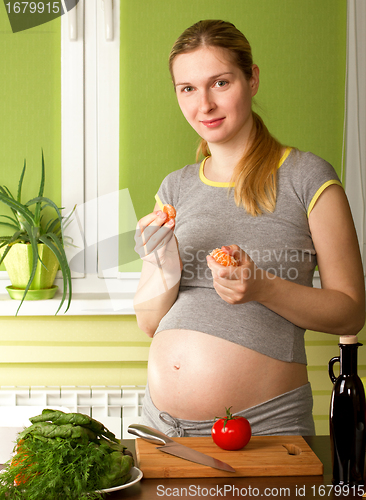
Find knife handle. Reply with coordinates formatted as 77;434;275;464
128;423;174;445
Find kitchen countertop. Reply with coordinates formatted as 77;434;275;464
111;436;364;499
1;436;364;498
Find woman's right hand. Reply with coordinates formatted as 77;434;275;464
134;208;182;335
134;209;177;266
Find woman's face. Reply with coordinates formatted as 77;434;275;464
172;46;259;150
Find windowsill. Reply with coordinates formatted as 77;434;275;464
0;271;324;317
0;274;137;316
0;291;135;316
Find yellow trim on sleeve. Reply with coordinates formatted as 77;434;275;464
154;193;164;210
307;180;343;217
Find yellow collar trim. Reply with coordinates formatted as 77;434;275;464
199;157;235;187
199;147;293;187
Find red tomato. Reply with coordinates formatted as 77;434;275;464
211;407;252;451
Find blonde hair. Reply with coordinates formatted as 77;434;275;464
169;20;284;216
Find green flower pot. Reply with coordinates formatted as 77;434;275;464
2;243;59;291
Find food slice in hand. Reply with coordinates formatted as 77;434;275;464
154;194;176;221
162;204;176;221
209;248;239;267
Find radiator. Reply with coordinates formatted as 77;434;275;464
0;385;145;439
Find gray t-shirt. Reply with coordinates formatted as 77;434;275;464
155;148;342;364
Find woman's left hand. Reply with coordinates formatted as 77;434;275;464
206;245;263;304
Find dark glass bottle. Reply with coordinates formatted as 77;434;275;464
328;335;366;486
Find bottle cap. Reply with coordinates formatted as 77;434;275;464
339;335;358;344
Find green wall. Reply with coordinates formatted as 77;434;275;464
120;0;347;222
0;0;355;435
0;316;150;386
0;316;364;436
0;8;61;201
0;7;61;270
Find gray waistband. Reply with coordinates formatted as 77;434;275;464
140;382;315;437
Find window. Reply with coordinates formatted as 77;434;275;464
61;0;139;314
0;0;138;315
62;0;142;313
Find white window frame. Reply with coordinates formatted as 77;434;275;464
61;0;141;312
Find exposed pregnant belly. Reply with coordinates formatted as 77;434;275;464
148;329;308;420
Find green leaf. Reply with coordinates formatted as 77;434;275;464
13;222;40;316
0;221;20;231
26;196;61;217
0;243;12;265
0;188;19;222
44;217;61;236
0;231;25;266
39;234;72;314
0;193;35;227
34;151;46;225
43;208;75;242
0;185;15;200
26;196;64;242
60;205;76;235
39;149;45;198
0;214;20;227
17;159;27;203
47;205;76;244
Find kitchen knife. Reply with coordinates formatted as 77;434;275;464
128;423;235;472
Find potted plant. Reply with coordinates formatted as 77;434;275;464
0;151;73;315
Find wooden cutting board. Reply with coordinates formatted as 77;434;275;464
135;435;323;478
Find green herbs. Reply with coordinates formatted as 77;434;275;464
0;409;134;499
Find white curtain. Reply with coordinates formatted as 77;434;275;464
345;0;366;271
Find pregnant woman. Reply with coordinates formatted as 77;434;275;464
133;20;365;437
